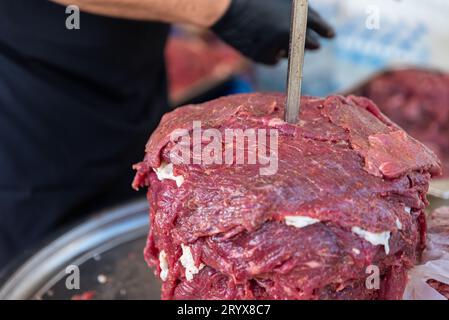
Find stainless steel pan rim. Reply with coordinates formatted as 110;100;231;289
0;199;149;300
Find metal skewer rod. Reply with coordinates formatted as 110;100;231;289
285;0;308;124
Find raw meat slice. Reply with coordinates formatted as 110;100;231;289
165;34;243;104
357;69;449;177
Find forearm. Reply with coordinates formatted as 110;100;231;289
52;0;231;28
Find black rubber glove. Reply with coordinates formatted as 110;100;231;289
212;0;335;65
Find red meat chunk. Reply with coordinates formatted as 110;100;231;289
133;93;441;300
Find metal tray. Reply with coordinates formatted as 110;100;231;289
0;199;161;300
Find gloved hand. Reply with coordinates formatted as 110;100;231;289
212;0;335;65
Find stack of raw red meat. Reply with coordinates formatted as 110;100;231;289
358;69;449;177
133;93;441;300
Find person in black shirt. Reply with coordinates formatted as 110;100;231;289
0;0;333;267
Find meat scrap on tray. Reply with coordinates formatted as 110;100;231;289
133;93;441;300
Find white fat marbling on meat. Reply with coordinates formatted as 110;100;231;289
351;227;391;255
284;216;320;229
159;250;169;281
396;218;403;230
180;244;205;281
405;207;411;214
305;261;321;268
352;248;361;255
153;162;184;187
